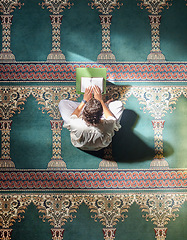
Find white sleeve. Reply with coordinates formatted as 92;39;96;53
63;114;79;130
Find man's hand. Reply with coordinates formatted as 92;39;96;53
83;86;93;102
93;85;115;119
93;85;102;102
105;98;114;105
72;86;92;117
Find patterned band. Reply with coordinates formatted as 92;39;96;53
0;63;187;82
0;169;186;191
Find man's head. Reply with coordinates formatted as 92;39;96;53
82;98;103;125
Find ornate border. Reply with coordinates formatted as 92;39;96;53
0;192;186;240
0;63;187;82
0;193;186;234
0;169;186;191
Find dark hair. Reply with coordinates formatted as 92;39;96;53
82;98;103;125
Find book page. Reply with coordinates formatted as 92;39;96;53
81;77;92;92
91;78;103;92
81;77;103;93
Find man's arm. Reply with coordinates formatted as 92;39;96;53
93;85;115;119
71;86;93;117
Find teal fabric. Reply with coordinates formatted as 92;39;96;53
11;203;51;240
160;0;187;61
113;95;155;169
166;201;187;240
64;203;103;240
163;96;187;168
111;0;151;61
115;203;155;240
12;0;51;61
11;96;52;169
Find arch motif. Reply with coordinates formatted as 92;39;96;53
1;86;185;121
0;193;186;240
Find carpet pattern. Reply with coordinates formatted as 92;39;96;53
0;77;186;239
0;0;187;239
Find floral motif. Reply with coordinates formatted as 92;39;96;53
0;87;31;119
135;193;186;227
137;0;172;14
132;86;184;119
0;0;23;14
32;86;79;119
84;194;135;227
89;0;123;14
32;194;83;227
0;195;32;228
40;0;73;14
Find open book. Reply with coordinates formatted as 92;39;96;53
76;67;106;94
81;77;104;93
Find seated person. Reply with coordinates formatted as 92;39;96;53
58;85;124;151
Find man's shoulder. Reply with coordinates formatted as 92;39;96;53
69;115;88;129
101;117;116;124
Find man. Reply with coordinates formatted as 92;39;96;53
59;85;123;151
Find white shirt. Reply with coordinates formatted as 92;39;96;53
63;115;121;151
